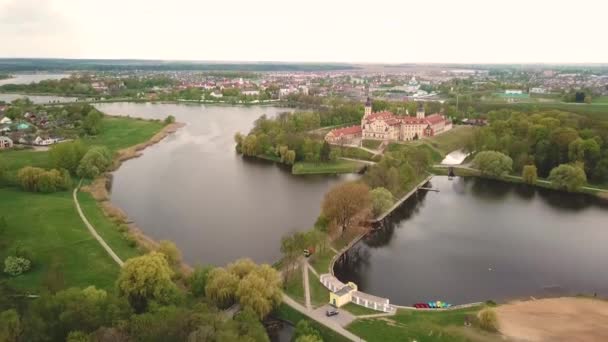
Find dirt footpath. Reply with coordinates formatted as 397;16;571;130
496;297;608;341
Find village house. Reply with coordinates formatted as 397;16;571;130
0;116;12;125
325;98;452;144
33;136;59;146
0;136;13;149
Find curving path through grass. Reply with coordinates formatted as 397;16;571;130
72;184;124;267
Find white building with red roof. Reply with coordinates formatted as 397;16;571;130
325;98;452;144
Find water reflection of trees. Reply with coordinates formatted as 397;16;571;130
536;187;601;211
468;178;512;199
333;243;371;288
367;190;429;248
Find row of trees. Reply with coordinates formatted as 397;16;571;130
472;151;589;192
467;109;608;183
50;141;113;179
1;247;282;342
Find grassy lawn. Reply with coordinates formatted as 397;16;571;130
0;115;163;293
0;188;122;292
273;303;352;342
292;160;363;175
308;272;330;308
334;145;376;161
362;139;382;150
347;306;501;342
423;125;475;155
283;265;305;306
83;116;164;152
77;191;142;261
342;302;381;316
309;249;335;275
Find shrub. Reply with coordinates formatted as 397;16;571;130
4;256;31;276
472;151;513;177
370;187;394;217
50;141;87;175
548;164;587;192
522;165;538;184
17;167;71;193
77;146;113;179
477;308;499;332
164;115;176;125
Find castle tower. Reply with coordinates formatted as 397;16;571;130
416;103;425;119
364;97;372;117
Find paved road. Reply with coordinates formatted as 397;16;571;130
303;260;312;310
73;186;124;266
339;157;377;165
282;294;364;342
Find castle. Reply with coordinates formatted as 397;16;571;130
325;98;452;144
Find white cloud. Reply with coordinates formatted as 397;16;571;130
0;0;606;63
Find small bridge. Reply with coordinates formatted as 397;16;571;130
419;187;439;192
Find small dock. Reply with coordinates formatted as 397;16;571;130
419;187;439;192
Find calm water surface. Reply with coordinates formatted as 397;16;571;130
95;103;357;266
0;74;69;85
334;176;608;305
0;93;77;104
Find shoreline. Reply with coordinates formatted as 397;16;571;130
81;120;194;274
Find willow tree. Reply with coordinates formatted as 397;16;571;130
116;252;176;312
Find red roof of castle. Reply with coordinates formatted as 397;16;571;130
328;125;362;137
425;113;445;125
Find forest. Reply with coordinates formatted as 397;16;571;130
467;109;608;184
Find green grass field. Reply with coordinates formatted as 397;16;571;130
273;304;351;342
283;266;305;306
308;272;329;308
310;249;335;275
347;306;500;342
0;115;162;293
0;188;134;292
341;302;380;316
362;139;383;150
292;160;363;175
423;125;475;156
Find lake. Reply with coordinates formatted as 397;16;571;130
334;176;608;305
0;73;70;86
95;102;357;266
0;93;77;104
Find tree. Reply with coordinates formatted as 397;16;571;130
66;331;91;342
293;320;322;342
156;240;182;270
235;264;282;319
296;335;323;342
320;141;331;162
477;308;499;332
0;309;21;342
205;268;239;308
548;164;587;192
83;110;103;135
322;181;371;235
189;265;214;297
227;258;257;279
472;151;513;177
50;140;87;175
285;150;296;165
16;167;70;192
4;256;31;276
522;165;538;184
370;187;394;217
116;252;177;312
76;146;113;179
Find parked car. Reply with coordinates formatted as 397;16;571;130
326;309;339;317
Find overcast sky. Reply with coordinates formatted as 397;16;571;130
1;0;606;63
